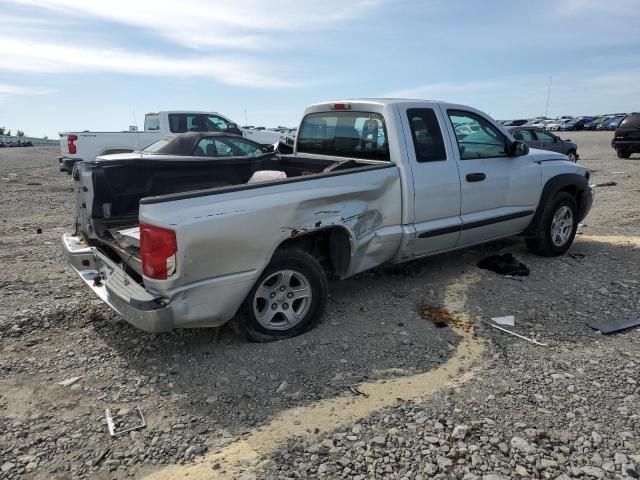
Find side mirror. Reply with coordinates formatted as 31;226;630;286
511;140;529;156
226;123;242;135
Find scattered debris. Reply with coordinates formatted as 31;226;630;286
418;304;471;332
587;318;640;334
26;182;42;186
348;386;369;397
36;228;42;234
7;173;17;182
610;171;625;174
478;254;529;276
57;376;83;387
595;181;617;187
105;406;146;437
504;275;525;282
568;252;586;260
489;324;548;346
491;315;515;327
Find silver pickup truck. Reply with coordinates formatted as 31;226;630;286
63;99;594;341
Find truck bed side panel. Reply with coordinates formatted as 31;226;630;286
138;166;403;327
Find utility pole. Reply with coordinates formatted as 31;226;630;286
544;75;552;118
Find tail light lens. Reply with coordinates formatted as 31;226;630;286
67;135;77;154
140;223;177;280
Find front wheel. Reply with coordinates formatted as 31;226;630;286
526;192;578;257
567;150;577;162
617;149;631;159
239;249;328;342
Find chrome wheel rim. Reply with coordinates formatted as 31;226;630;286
550;206;574;247
253;269;312;330
568;152;576;162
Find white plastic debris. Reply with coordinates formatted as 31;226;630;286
7;173;18;182
248;170;287;184
57;376;83;387
492;315;515;326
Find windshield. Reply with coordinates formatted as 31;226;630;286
193;136;264;157
143;139;170;152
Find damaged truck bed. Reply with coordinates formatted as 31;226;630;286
63;100;594;341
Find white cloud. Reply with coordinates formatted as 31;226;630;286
7;0;380;50
0;36;294;87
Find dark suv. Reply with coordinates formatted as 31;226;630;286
612;113;640;158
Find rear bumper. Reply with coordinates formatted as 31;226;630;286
611;140;640;152
578;186;595;222
59;156;83;174
62;233;174;332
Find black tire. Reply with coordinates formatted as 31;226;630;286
566;150;577;162
526;192;578;257
617;149;631;159
239;249;328;342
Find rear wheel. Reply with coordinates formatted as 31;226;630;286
239;249;328;342
526;192;578;257
617;149;631;159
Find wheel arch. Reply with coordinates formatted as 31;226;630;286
523;173;588;236
273;226;354;278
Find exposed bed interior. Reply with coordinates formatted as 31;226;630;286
87;154;388;270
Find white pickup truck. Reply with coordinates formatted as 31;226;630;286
63;99;594;341
58;110;283;173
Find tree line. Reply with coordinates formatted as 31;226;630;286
0;127;28;137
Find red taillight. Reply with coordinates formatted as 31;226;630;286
331;103;351;110
140;223;177;280
67;134;77;154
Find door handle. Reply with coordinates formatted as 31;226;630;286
466;173;486;182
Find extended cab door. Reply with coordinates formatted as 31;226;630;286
398;105;462;256
442;107;542;246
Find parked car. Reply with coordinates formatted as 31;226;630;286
58;111;283;174
547;119;574;131
63;99;593;340
606;116;625;131
502;119;528;127
583;117;605;130
530;119;553;129
559;118;591;131
508;127;579;162
611;112;640;158
596;117;615;130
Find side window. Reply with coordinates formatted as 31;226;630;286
535;130;556;142
448;110;508;159
206;115;229;131
406;108;447;162
512;129;534;141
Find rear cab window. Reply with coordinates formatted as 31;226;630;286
297;110;390;161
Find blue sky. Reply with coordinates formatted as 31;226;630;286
1;0;639;138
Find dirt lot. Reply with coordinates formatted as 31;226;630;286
0;132;639;479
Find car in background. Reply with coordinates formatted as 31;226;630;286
596;117;615;130
502;119;528;127
583;117;604;130
560;118;592;131
530;119;553;129
611;113;640;158
547;119;574;131
507;126;579;162
606;116;625;131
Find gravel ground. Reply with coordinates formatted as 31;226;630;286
1;131;639;479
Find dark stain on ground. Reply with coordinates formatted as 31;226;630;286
418;304;471;332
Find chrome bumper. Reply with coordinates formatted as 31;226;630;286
62;233;174;332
